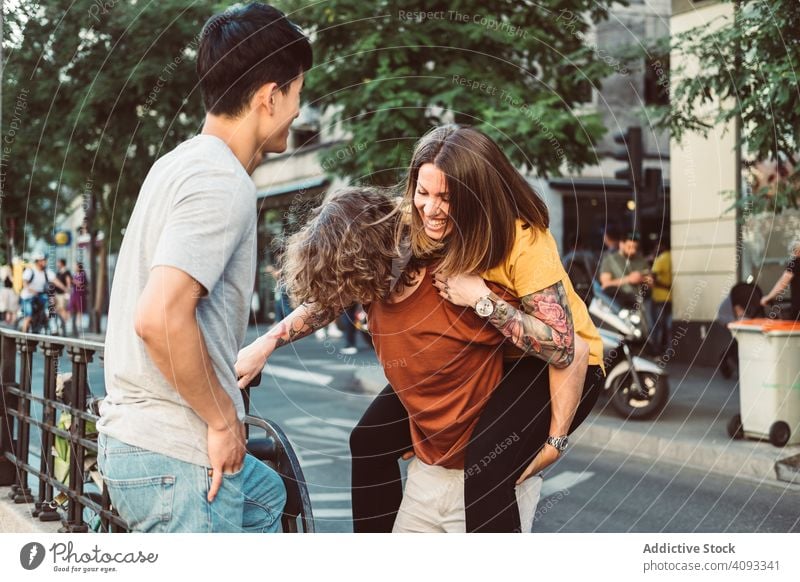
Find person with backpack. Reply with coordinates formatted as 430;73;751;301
19;252;66;332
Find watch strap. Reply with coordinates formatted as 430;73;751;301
546;434;569;453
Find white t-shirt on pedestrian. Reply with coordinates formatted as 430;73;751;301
21;267;56;299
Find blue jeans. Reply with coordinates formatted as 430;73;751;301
98;434;287;533
21;293;48;317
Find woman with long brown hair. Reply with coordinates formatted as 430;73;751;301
348;125;604;532
236;126;604;532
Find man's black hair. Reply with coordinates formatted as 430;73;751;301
197;2;312;117
730;282;765;318
622;231;641;242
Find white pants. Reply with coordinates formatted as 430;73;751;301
393;457;543;533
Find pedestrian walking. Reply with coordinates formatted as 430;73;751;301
54;258;72;326
19;252;66;333
0;265;19;324
69;263;89;336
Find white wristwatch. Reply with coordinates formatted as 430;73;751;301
474;295;496;318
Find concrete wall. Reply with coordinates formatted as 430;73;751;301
670;0;737;326
667;1;741;364
592;0;672;159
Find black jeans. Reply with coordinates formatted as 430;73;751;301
349;357;603;532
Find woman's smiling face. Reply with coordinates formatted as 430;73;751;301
414;163;453;240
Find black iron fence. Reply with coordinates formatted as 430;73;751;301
0;328;314;533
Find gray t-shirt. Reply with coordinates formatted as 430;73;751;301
600;251;650;296
98;134;256;467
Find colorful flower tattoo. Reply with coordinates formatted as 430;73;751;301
486;281;575;367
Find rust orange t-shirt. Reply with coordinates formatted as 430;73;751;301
366;267;517;469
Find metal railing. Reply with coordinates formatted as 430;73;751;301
0;327;314;533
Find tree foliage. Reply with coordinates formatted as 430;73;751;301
1;0;227;260
653;0;800;212
281;0;618;185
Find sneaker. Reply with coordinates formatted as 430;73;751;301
327;324;343;338
314;329;326;340
340;346;358;355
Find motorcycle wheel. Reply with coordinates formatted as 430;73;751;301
610;371;669;420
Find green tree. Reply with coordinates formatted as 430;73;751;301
282;0;617;185
2;0;229;323
1;2;62;263
653;0;800;212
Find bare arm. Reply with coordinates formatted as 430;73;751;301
235;301;340;388
600;271;634;289
547;334;589;434
135;265;242;502
50;278;67;293
761;271;794;304
512;335;590;483
435;273;576;368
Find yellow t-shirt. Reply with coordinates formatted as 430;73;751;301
651;250;672;303
481;220;604;368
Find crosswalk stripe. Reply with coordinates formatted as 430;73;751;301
541;470;594;497
309;493;351;502
312;509;352;518
262;365;334;386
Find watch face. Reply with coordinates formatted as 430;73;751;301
476;298;494;317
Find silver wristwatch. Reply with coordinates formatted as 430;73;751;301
546;435;569;454
474;295;496;318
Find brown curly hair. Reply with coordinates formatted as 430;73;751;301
282;187;413;308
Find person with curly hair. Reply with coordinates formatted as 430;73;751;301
237;133;604;533
239;186;549;532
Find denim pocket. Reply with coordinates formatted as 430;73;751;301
221;464;246;480
104;475;176;532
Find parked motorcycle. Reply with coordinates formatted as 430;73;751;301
563;249;669;418
592;291;669;419
589;285;651;347
598;327;669;419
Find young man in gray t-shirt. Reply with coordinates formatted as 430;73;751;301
97;3;312;532
599;232;653;308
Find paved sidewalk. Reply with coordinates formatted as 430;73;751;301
355;357;800;486
0;488;62;533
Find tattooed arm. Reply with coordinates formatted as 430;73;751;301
433;272;589;479
488;282;575;367
433;273;575;367
234;302;341;388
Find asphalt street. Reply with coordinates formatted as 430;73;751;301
12;328;800;533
